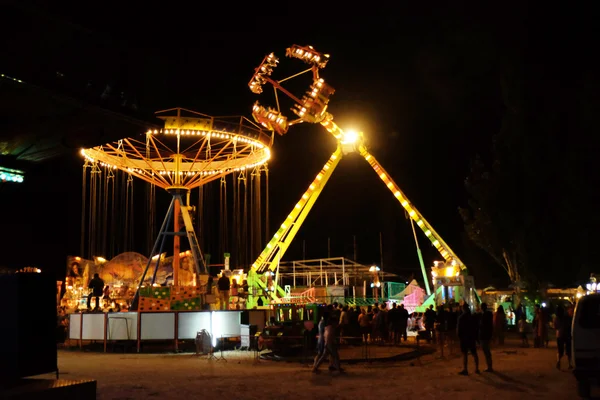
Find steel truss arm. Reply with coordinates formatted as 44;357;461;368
252;146;343;274
358;145;467;271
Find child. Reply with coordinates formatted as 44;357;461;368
518;314;529;347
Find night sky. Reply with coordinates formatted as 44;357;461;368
1;3;591;287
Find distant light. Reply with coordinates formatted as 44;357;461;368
541;302;547;308
0;166;25;183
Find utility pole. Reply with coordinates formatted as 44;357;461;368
302;239;306;261
379;232;384;273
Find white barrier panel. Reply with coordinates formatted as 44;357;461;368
141;313;175;340
69;314;81;340
178;312;211;340
82;313;105;340
107;312;138;340
211;311;241;346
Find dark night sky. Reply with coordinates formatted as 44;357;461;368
2;3;590;287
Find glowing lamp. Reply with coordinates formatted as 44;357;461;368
341;130;359;145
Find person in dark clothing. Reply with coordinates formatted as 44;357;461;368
479;303;494;372
553;305;573;370
446;305;459;353
217;273;231;310
388;303;401;344
424;305;436;343
398;304;410;342
436;306;447;353
457;303;479;375
87;273;105;310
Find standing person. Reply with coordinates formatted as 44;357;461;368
358;308;370;341
436;305;447;354
457;303;480;375
553;305;573;370
388;303;400;344
339;305;349;343
493;305;506;345
479;303;494;372
217;272;231;310
87;273;104;311
533;305;541;347
518;314;529;347
424;305;436;343
379;303;389;342
398;304;410;342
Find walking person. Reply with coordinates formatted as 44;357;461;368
457;302;480;375
553;305;573;370
479;303;494;372
314;311;329;366
312;313;344;373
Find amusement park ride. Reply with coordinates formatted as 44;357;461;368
81;110;272;309
246;44;477;309
77;44;476;313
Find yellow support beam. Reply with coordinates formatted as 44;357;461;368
252;146;343;274
358;145;467;271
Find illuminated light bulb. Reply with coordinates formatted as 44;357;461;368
394;191;401;198
409;210;416;217
387;182;394;189
425;230;432;236
379;173;386;179
401;200;409;207
432;240;440;247
417;220;424;227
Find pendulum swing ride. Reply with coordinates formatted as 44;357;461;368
246;44;477;309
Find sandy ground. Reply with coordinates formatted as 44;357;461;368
36;336;584;400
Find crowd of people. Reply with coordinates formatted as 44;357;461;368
311;300;574;375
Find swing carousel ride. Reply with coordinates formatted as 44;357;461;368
246;44;477;309
66;110;272;311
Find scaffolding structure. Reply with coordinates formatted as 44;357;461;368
277;257;397;289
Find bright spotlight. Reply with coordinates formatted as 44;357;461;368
341;130;359;144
